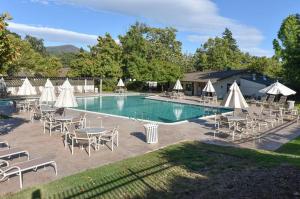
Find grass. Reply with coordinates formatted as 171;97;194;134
4;141;300;199
277;135;300;156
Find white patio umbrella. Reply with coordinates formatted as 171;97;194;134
117;79;125;87
0;77;7;93
40;79;56;104
222;81;248;109
259;81;296;96
17;77;37;96
55;79;78;108
202;79;215;95
173;79;183;91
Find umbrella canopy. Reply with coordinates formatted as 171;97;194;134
117;79;125;87
0;77;7;93
55;79;78;108
17;77;37;96
40;79;56;103
222;81;248;109
202;79;215;93
173;79;183;90
259;81;296;96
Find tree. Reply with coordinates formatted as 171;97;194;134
222;28;239;52
24;35;47;56
0;12;19;73
119;22;183;82
273;14;300;86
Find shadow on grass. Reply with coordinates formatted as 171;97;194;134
13;141;300;199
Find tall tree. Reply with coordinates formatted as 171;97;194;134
24;35;47;56
119;22;183;82
222;28;239;52
0;12;19;73
273;14;300;85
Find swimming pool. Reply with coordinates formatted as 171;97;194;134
75;95;231;123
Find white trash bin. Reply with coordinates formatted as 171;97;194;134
287;100;295;110
143;123;158;144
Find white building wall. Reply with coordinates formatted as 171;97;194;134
240;79;267;98
213;75;242;99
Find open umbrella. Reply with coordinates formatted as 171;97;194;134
222;81;248;109
202;79;215;96
17;77;37;96
40;79;56;104
259;81;296;96
55;79;78;108
117;79;125;87
173;79;183;91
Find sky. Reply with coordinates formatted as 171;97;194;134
1;0;299;57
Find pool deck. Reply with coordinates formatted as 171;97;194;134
0;94;300;195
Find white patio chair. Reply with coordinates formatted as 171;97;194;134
43;116;62;136
99;126;119;151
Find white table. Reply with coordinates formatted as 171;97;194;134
75;127;107;149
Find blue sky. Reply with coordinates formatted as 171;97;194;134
1;0;299;57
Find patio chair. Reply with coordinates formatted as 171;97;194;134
278;95;287;105
266;95;275;105
99;125;119;151
66;123;96;156
43;116;62;136
0;148;29;160
30;105;44;122
0;157;57;189
72;113;87;129
236;116;256;138
255;95;267;106
213;115;234;139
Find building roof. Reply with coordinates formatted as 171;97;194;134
240;75;275;86
182;70;245;83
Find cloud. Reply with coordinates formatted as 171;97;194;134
8;22;98;45
29;0;272;56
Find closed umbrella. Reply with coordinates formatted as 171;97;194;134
173;79;183;91
202;79;215;96
0;77;7;94
117;79;125;87
259;81;296;96
40;79;56;104
17;77;37;96
55;79;78;108
222;81;248;109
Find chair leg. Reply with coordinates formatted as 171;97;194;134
88;142;91;157
116;132;119;147
19;171;23;189
111;137;114;152
71;138;74;155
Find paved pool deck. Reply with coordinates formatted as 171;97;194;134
0;94;300;195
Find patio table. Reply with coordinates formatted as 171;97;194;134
75;127;107;150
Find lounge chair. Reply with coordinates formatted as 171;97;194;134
0;157;57;189
99;126;119;151
255;95;267;106
278;95;287;105
0;148;29;160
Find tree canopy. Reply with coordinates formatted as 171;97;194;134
273;14;300;86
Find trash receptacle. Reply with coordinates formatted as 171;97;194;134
143;123;158;144
287;100;295;110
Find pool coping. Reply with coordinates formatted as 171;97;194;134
70;94;233;125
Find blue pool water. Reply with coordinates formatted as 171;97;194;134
75;95;231;123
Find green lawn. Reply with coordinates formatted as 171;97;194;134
4;141;300;199
277;135;300;156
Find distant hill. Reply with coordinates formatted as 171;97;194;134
46;45;80;55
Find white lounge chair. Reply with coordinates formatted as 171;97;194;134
0;157;57;189
0;148;29;160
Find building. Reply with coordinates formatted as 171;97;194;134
181;70;274;99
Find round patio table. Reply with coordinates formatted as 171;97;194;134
75;127;107;150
